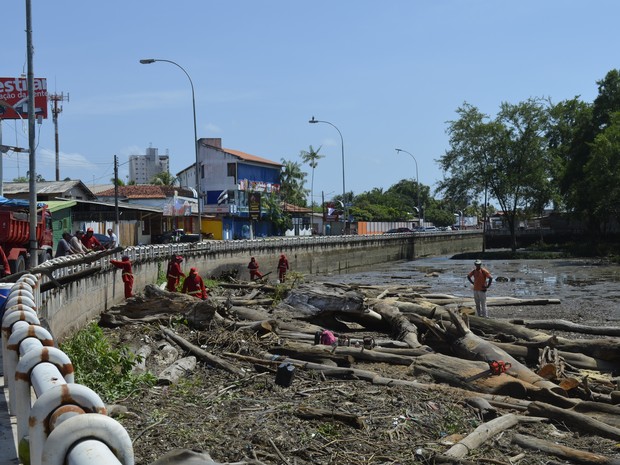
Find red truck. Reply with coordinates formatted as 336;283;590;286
0;199;54;275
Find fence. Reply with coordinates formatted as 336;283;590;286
1;273;134;465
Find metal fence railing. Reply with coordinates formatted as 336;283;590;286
1;273;134;465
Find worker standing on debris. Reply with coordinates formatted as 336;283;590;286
248;256;263;281
182;267;207;299
110;255;134;299
277;254;289;283
467;259;492;317
166;255;186;292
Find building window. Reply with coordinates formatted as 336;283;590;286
227;163;236;177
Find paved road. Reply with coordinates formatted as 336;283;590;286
0;348;19;464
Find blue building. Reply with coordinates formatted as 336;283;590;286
177;138;282;239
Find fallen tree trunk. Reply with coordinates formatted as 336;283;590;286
492;341;618;373
439;413;543;460
445;308;566;395
511;319;620;337
369;300;431;351
161;327;244;376
295;406;366;429
512;433;620;465
158;356;197;385
527;401;620;440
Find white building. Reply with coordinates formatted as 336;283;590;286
128;147;170;184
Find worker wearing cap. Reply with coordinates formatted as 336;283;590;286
110;255;134;299
81;227;104;251
277;254;289;283
166;255;186;292
467;259;493;317
182;267;207;300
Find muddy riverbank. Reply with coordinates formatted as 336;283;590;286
311;256;620;326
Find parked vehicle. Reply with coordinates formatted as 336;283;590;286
0;198;53;274
152;229;201;244
93;233;113;248
384;227;414;234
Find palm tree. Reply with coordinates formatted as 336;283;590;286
279;159;308;207
300;145;324;209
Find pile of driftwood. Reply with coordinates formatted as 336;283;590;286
101;281;620;465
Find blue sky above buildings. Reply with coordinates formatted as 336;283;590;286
3;1;619;205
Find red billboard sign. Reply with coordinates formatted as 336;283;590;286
0;77;48;119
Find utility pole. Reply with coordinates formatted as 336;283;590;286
114;155;120;240
50;92;69;181
26;0;39;268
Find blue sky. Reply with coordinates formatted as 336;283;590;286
3;1;618;205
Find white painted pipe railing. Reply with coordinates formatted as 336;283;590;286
1;274;133;465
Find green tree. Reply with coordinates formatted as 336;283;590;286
279;159;308;207
150;171;177;186
583;112;620;235
439;99;552;251
12;176;28;183
110;177;126;187
299;145;324;210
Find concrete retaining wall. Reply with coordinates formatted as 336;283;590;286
38;232;481;340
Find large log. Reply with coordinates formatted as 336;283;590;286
511;319;620;337
440;413;542;460
224;351;533;410
412;353;539;399
270;341;416;366
157;356;197;385
512;433;620;465
161;327;244;376
396;301;620;362
492;341;618;373
444;308;566;395
528;401;620;440
369;299;431;351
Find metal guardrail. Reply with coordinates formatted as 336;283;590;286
1;274;133;465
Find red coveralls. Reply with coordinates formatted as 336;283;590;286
182;269;207;299
110;257;134;298
248;257;263;280
277;254;289;282
81;231;103;250
166;257;185;292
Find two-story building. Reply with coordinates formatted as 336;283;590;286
177;138;282;239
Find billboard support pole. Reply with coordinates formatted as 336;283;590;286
26;0;39;268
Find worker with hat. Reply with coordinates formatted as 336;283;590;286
81;227;104;251
166;255;186;292
110;255;134;299
182;267;207;300
277;254;289;283
467;259;493;317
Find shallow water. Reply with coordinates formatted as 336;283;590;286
313;256;620;325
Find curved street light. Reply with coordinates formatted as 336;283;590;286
309;116;347;233
395;148;421;227
140;58;202;241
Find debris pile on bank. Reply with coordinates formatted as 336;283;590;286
99;280;620;465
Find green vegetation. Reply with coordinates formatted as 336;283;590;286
60;323;156;402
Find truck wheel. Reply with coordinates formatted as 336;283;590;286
10;256;26;274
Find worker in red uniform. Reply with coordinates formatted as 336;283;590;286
0;247;11;277
81;227;104;251
247;256;263;281
110;255;134;299
166;255;185;292
277;254;289;283
182;267;207;300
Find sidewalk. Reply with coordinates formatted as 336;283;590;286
0;348;19;464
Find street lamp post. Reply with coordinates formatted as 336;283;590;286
395;148;421;227
140;58;202;241
308;117;347;233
